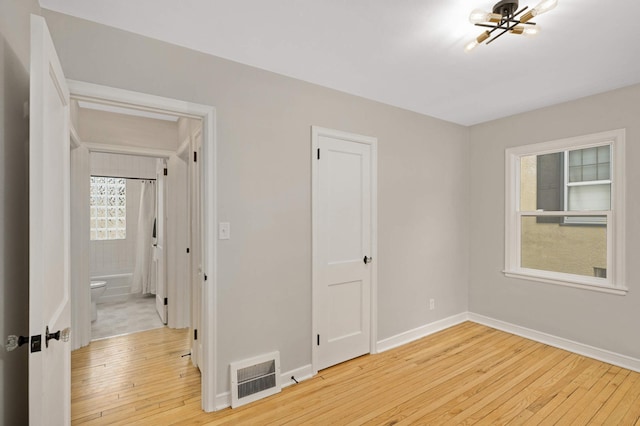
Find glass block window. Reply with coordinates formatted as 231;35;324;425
90;177;126;240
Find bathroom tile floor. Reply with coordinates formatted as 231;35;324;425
91;295;165;340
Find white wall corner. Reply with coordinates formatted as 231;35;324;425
468;312;640;373
376;312;469;353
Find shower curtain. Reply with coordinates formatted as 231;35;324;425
132;180;157;295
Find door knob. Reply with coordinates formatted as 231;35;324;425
363;256;373;264
45;326;71;348
5;335;29;352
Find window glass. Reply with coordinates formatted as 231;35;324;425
90;177;126;240
506;130;625;293
520;216;607;277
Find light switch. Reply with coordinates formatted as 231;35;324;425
219;222;230;240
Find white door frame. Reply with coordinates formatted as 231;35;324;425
67;80;218;412
311;126;378;374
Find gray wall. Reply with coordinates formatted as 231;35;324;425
469;84;640;359
41;10;470;393
0;0;40;423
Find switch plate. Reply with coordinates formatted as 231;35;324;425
219;222;230;240
429;298;435;310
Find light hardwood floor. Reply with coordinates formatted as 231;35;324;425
71;322;640;425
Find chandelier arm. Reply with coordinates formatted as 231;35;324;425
486;27;511;45
474;23;500;29
511;6;529;18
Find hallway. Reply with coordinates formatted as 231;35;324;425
71;328;200;424
90;295;164;340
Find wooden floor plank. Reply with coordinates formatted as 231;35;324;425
71;322;640;425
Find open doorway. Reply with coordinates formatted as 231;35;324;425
87;152;168;340
67;80;217;411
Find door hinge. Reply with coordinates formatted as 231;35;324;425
193;151;197;162
204;274;208;281
317;334;320;346
317;148;320;160
30;335;42;353
163;167;168;176
186;247;190;254
194;329;198;340
164;297;168;306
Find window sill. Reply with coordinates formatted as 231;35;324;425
503;270;628;296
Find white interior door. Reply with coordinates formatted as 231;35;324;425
29;14;72;425
313;127;376;371
166;152;190;328
155;160;168;324
190;129;204;369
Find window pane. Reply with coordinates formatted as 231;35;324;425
568;184;610;211
520;155;538;211
582;164;597;181
598;145;610;163
568;145;611;183
569;166;582;182
521;216;607;277
90;176;126;240
522;153;565;212
581;147;597;165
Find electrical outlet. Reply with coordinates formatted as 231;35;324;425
429;298;435;310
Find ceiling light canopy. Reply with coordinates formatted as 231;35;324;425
465;0;557;51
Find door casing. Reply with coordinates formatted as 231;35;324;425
311;125;378;374
67;79;218;412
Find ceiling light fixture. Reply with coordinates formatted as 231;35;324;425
464;0;557;52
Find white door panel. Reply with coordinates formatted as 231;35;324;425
190;129;204;370
313;128;375;371
156;160;168;324
29;14;71;425
328;280;364;341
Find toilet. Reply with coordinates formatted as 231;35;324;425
90;281;107;321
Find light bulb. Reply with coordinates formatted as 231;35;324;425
464;31;491;52
511;25;540;36
464;39;479;52
533;0;558;15
469;9;502;24
520;0;557;23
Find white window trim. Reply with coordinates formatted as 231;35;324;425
504;129;627;295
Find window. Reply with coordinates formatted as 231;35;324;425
90;177;126;240
535;146;610;225
505;129;626;294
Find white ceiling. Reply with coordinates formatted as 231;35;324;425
40;0;640;126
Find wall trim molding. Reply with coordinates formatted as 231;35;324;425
468;312;640;373
376;313;469;353
377;311;640;373
216;312;640;410
281;364;314;389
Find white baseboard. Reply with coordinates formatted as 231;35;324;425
215;391;231;411
215;311;640;411
281;364;314;389
468;312;640;373
376;312;468;353
215;363;315;411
